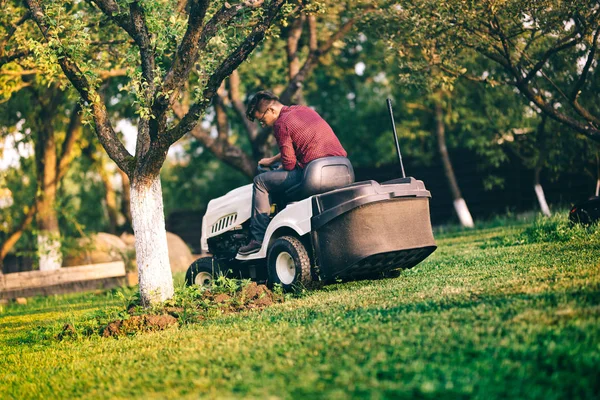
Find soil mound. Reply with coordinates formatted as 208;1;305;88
57;281;282;340
102;314;178;337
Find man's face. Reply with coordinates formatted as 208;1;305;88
254;101;276;127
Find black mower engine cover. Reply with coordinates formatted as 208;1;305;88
569;197;600;225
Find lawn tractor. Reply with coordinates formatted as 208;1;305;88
185;100;437;290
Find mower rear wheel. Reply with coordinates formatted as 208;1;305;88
185;257;219;287
267;236;312;290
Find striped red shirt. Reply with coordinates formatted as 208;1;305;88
273;105;347;170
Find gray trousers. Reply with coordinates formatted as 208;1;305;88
250;167;303;242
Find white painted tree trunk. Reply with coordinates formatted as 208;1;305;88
453;198;474;228
37;232;62;271
534;184;551;217
434;101;474;229
596;178;599;197
130;174;174;305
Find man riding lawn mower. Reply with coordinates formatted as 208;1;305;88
185;93;437;290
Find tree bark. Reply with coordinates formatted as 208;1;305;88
35;111;62;271
130;173;174;306
533;116;551;217
434;101;474;228
596;152;600;198
533;166;551;217
119;168;132;232
286;15;305;104
98;162;119;234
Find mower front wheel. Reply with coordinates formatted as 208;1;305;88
267;236;312;291
185;257;220;287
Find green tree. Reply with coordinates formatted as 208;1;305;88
376;0;600;142
14;0;285;305
360;0;599;218
0;86;83;269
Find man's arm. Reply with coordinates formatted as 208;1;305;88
258;153;281;166
275;125;297;170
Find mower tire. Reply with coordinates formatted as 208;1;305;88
185;257;219;287
267;236;312;291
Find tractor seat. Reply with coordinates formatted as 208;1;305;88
285;157;355;201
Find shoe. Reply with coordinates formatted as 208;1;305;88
238;240;262;255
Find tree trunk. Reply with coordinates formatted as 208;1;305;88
533;167;551;217
98;162;119;234
286;15;305;105
434;102;474;228
35;124;62;271
0;205;36;268
119;168;133;232
130;173;174;305
596;152;600;197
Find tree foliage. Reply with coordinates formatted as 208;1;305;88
368;0;600;142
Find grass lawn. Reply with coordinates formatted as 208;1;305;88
1;215;599;399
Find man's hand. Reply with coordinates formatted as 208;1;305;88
258;153;282;167
258;157;274;167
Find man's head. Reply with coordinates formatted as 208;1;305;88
246;91;283;127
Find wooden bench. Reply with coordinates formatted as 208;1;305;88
0;261;126;299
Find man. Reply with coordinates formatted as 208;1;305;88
238;91;348;255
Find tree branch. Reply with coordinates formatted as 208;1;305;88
0;69;37;76
25;0;134;174
214;83;229;142
198;0;265;51
490;16;520;78
57;103;82;180
158;0;266;116
90;39;133;46
172;96;256;177
279;7;373;104
228;69;258;141
128;1;155;98
571;27;599;102
522;31;580;83
308;13;317;51
286;14;305;80
0;204;37;263
163;0;286;148
155;0;210;120
0;11;30;49
520;30;541;60
0;50;29;68
88;0;135;36
439;65;502;86
515;78;600;141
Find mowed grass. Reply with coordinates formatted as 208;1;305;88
1;215;599;399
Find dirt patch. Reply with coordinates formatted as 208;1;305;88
58;323;77;340
213;293;231;303
164;306;185;318
102;314;178;337
243;282;269;299
63;282;283;339
241;282;279;307
193;282;285;313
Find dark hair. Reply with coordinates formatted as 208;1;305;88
246;90;279;121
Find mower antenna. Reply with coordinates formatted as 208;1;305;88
386;98;406;178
